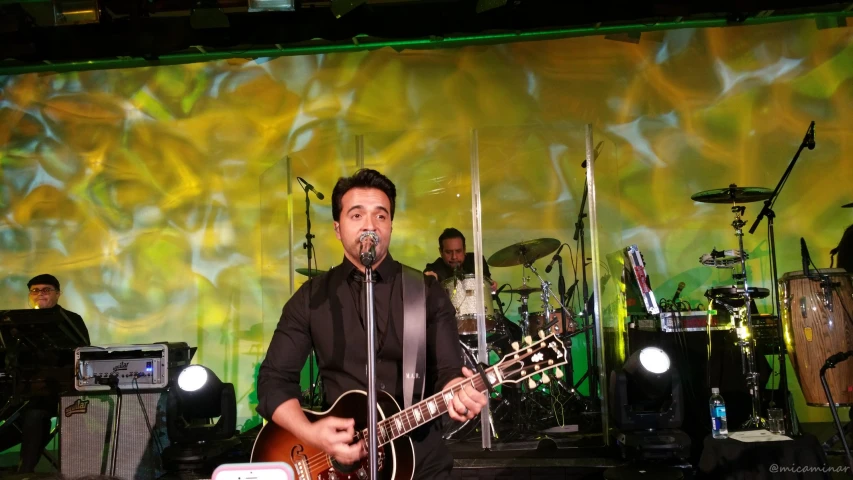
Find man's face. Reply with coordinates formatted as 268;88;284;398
334;187;393;270
440;237;466;269
29;283;60;309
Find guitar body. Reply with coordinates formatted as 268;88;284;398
251;390;415;480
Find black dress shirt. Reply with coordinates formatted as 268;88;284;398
835;224;853;273
257;253;463;478
424;252;492;283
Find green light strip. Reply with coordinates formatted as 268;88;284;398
1;10;851;75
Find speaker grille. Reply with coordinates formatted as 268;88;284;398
60;391;169;480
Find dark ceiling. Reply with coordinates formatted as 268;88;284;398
1;0;852;74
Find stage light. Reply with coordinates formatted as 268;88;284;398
248;0;295;12
610;347;683;430
330;0;367;18
163;365;238;475
53;0;100;25
610;346;689;461
476;0;507;14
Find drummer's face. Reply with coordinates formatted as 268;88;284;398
440;237;466;269
334;187;393;270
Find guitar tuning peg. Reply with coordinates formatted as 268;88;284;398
524;335;533;345
511;341;520;351
528;378;537;389
555;368;564;379
541;372;550;384
538;330;546;339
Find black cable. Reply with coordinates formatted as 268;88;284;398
133;377;164;475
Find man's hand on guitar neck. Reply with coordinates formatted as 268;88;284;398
443;367;489;423
271;399;365;465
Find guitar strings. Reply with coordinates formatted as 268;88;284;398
300;340;560;473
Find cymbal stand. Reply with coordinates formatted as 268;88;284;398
731;204;764;428
525;263;570;338
518;275;532;338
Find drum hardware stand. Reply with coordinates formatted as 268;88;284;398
748;121;814;434
731;203;764;429
819;350;853;473
298;177;324;409
573;174;598;401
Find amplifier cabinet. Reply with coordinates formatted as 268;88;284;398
60;390;169;480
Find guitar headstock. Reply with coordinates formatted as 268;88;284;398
496;332;568;387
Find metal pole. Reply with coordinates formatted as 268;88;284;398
363;266;378;479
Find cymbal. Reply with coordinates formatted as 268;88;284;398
296;268;327;278
705;286;770;307
488;238;561;267
691;185;772;204
506;286;541;296
842;202;853;208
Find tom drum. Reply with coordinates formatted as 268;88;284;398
442;274;496;335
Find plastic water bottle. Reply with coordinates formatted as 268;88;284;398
710;387;729;439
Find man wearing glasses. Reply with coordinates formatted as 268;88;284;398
0;274;89;473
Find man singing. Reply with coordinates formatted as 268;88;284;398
257;169;487;479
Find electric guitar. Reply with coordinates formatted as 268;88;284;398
251;332;568;480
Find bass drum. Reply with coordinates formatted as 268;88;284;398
779;269;853;406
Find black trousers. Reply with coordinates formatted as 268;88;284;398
0;396;55;473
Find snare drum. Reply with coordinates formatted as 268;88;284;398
779;269;853;406
442;274;496;335
528;309;576;335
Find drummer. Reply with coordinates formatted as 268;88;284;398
834;224;853;273
424;228;498;291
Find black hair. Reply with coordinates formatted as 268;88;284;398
27;273;60;291
331;168;397;221
438;228;466;250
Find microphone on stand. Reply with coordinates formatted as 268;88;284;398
580;141;604;168
801;237;811;278
672;281;686;302
545;244;566;274
806;122;816;150
297;177;325;200
359;231;379;267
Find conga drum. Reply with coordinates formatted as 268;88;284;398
779;269;853;406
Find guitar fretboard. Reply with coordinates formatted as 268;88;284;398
366;365;495;446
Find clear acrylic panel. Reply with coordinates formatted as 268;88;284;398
476;123;605;443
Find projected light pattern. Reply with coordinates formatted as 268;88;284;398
1;20;852;425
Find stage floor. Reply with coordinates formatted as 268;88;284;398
1;422;849;480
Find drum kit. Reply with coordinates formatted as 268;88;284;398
691;184;853;431
439;237;588;440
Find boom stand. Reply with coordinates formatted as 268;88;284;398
300;180;321;408
572;178;597;400
748;120;815;434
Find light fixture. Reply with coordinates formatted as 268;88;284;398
330;0;367;18
53;0;100;25
163;365;238;475
609;346;690;461
248;0;295;12
476;0;507;14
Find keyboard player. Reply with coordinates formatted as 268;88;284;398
0;274;89;473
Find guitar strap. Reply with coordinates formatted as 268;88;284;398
401;265;427;409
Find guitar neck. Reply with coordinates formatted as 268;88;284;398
366;365;498;446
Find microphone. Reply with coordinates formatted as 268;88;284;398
801;237;811;278
297;177;325;200
806;121;816;150
359;231;379;267
580;141;604;168
545;244;566;273
672;281;686;302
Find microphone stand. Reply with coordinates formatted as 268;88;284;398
299;179;320;409
361;255;378;480
748;120;814;435
573;174;597;401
